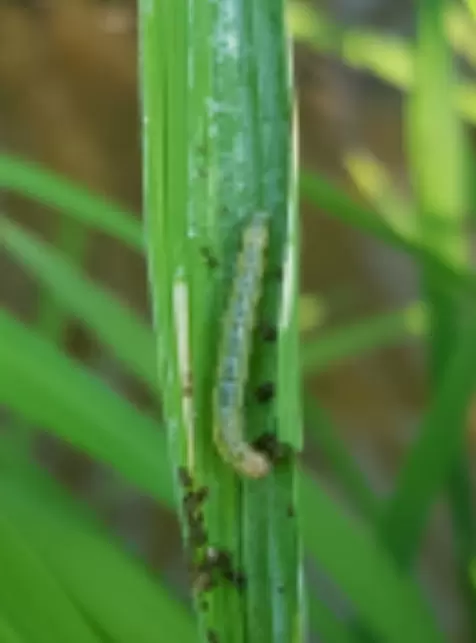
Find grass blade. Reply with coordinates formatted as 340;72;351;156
288;2;476;126
300;171;476;299
378;279;476;565
0;309;173;506
2;217;156;387
0;512;101;643
308;599;361;643
401;0;476;634
0;155;143;251
0;458;195;643
300;476;445;643
0;307;445;642
302;302;426;376
465;0;476;21
303;396;378;522
140;1;303;642
0;614;27;643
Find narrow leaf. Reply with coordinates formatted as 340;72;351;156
0;310;173;506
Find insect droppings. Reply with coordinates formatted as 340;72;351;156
207;629;220;643
260;322;278;342
255;381;275;404
200;246;219;270
177;466;193;488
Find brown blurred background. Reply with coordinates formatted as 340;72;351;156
0;1;472;641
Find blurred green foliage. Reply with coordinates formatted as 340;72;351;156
0;1;475;642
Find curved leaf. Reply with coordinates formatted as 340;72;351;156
0;310;173;507
0;461;195;643
2;217;156;387
0;155;143;251
0;512;101;643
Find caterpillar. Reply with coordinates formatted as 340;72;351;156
213;211;272;478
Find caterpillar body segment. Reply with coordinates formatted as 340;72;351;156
213;211;272;478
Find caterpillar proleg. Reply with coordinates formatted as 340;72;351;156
213;211;272;478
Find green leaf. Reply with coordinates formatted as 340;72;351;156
0;310;173;507
308;599;360;643
2;217;156;388
0;305;444;642
379;310;476;565
0;461;195;643
0;155;143;251
0;614;27;643
300;476;445;643
465;0;476;21
302;302;426;376
303;396;378;522
287;2;476;125
446;4;476;69
0;512;101;643
140;1;303;642
300;171;471;281
402;0;476;632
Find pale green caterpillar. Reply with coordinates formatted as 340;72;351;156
213;211;272;478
